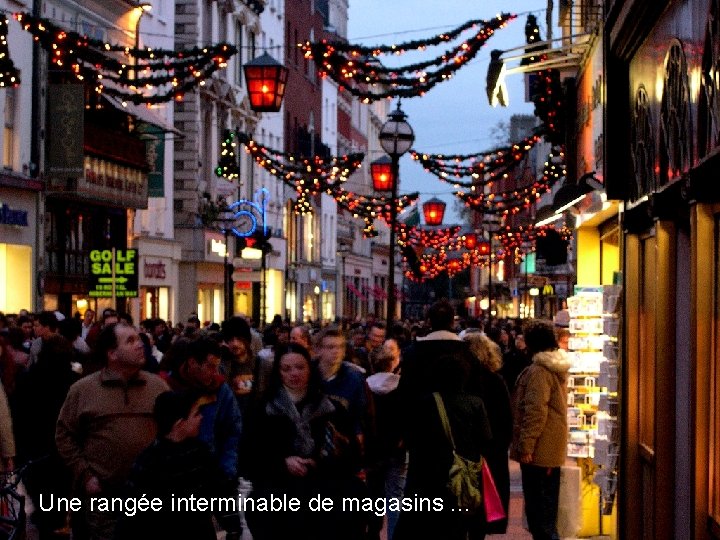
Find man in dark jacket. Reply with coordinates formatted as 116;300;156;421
161;336;243;481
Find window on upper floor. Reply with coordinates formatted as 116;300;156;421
3;87;16;169
236;21;244;85
203;0;213;44
249;30;257;60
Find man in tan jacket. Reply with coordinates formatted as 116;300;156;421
510;319;572;540
56;323;169;540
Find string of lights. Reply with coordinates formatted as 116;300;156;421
0;15;19;87
302;13;516;102
14;11;236;104
411;131;544;187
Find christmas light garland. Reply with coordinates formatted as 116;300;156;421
14;12;236;104
0;15;19;87
455;146;566;215
229;132;418;237
302;13;516;102
411;131;544;187
235;132;364;192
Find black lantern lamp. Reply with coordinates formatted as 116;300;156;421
243;52;289;112
422;197;446;226
370;155;394;191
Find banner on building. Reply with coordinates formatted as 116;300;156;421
47;84;84;180
138;124;165;197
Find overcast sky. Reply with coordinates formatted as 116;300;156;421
347;0;553;222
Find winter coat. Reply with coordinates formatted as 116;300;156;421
245;387;364;540
366;372;404;463
510;349;571;468
116;438;240;540
393;390;492;540
396;330;513;537
162;372;242;480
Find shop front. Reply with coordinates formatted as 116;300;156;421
134;238;181;325
606;0;720;536
0;188;36;314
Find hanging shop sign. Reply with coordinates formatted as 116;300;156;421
88;248;139;298
0;201;28;226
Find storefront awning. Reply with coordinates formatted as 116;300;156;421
101;94;182;136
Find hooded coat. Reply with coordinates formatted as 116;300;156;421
510;349;572;468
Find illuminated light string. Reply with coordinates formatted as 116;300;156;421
0;15;19;87
234;132;364;183
521;16;566;145
411;131;544;186
454;146;566;215
229;132;418;238
398;218;573;282
302;13;516;102
14;12;236;104
216;130;241;181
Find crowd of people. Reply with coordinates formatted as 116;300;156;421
0;303;572;540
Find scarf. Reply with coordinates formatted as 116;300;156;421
266;387;335;458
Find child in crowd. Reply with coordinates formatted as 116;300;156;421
116;391;241;540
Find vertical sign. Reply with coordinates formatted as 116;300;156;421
47;84;85;181
89;249;139;298
138;123;165;197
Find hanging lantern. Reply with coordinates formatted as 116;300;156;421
477;241;491;255
243;52;288;112
464;232;478;249
371;155;394;191
422;197;446;226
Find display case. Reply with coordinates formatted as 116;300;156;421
566;284;621;514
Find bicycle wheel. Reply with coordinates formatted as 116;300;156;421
0;487;25;540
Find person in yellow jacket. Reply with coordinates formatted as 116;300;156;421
510;319;572;540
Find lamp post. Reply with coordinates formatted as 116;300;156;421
375;102;414;327
337;244;350;320
134;3;152;78
214;210;237;321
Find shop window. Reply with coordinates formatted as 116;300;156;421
141;286;169;321
711;217;720;530
0;243;31;313
639;237;657;453
3;87;15;169
235;21;244;85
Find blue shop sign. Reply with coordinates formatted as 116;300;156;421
0;202;29;226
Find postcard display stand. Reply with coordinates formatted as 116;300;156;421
567;284;621;515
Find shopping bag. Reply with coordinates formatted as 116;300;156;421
481;460;506;522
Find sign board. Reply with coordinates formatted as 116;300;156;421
89;249;139;298
232;268;262;282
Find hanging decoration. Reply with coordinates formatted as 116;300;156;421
411;131;544;186
493;223;573;261
302;13;516;102
14;12;236;104
236;131;364;190
230;132;418;237
521;16;566;145
454;146;566;215
333;185;419;238
216;130;241;181
0;15;19;87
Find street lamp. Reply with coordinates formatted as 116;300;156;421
214;210;237;321
134;3;152;78
422;198;446;227
243;52;289;112
376;102;414;327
